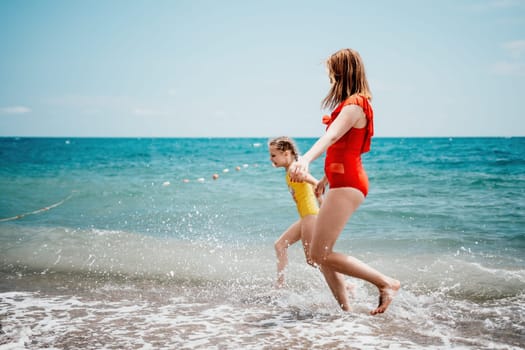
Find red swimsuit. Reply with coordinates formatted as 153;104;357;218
323;94;374;197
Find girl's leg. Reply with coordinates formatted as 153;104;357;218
311;188;400;314
299;215;316;266
274;220;302;288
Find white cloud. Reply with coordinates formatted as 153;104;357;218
492;61;525;76
44;95;131;109
492;40;525;76
489;0;522;7
132;108;167;116
45;95;174;118
0;106;31;115
468;0;524;12
502;40;525;58
475;0;523;9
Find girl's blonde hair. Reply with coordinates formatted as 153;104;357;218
268;136;300;160
322;48;372;110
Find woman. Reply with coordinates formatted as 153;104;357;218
289;48;400;315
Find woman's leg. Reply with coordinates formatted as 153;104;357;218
274;220;302;288
302;214;353;311
310;188;400;314
319;265;352;310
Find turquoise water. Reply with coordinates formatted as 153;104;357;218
1;137;524;349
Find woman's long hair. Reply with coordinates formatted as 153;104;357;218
322;48;372;110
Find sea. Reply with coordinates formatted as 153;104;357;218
0;137;524;350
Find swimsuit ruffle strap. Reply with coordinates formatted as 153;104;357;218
347;95;374;153
321;94;374;153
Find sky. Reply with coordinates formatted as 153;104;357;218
0;0;524;137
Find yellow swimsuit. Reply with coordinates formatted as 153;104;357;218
286;173;319;218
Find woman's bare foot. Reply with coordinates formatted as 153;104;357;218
370;279;400;315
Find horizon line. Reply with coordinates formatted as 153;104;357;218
1;135;523;139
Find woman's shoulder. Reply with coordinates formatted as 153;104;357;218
342;94;373;120
324;94;372;126
342;94;371;108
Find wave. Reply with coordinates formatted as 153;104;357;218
0;225;276;282
1;271;524;350
1;225;524;302
2;288;522;350
1;224;524;349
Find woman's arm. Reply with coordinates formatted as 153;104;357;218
290;105;365;180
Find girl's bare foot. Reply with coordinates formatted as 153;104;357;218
275;274;285;289
370;279;400;315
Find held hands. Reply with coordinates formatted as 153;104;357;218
288;156;309;182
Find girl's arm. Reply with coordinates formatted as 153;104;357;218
315;175;328;198
289;104;365;180
303;172;319;186
303;172;325;207
314;175;327;207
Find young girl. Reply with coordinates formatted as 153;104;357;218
289;48;400;315
268;136;321;288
